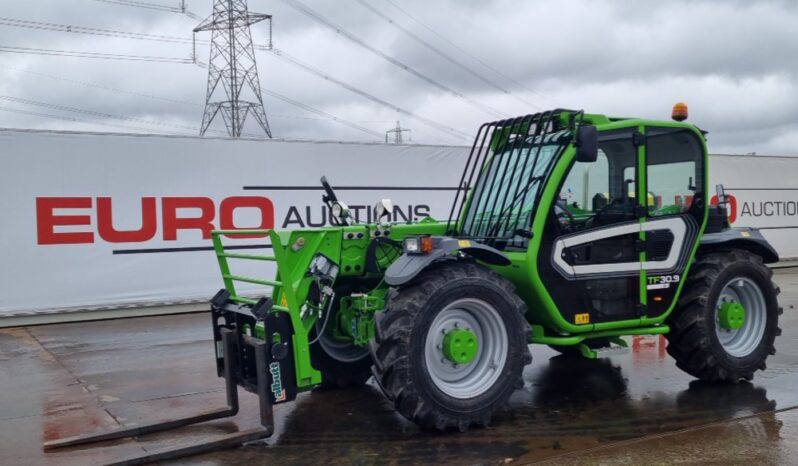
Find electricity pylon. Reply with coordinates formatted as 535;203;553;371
194;0;272;138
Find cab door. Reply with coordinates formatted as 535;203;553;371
537;129;645;325
640;126;706;317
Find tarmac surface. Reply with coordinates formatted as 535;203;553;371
2;268;798;466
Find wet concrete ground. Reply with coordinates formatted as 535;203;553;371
2;269;798;466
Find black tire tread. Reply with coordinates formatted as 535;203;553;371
665;249;781;382
371;262;531;431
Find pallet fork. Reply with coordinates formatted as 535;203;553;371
43;328;274;466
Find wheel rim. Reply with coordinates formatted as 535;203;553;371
424;298;509;399
714;277;767;358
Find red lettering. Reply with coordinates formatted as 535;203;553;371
36;197;94;245
162;197;215;241
220;196;275;238
710;193;737;223
97;197;157;243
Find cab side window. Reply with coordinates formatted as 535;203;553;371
646;128;704;217
555;130;638;232
558;150;609;213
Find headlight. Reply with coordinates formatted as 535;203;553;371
403;236;434;255
331;201;349;221
404;237;420;254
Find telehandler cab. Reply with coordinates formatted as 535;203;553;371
46;107;782;464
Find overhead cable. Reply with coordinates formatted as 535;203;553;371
382;0;552;106
0;17;269;53
259;87;383;139
281;0;505;119
93;0;201;19
0;17;194;44
0;45;195;63
0;67;382;139
353;0;541;110
0;95;235;136
268;49;472;141
0;105;194;135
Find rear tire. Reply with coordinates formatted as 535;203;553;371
665;249;781;382
370;262;531;431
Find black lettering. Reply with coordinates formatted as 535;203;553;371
741;202;752;217
393;205;409;223
788;201;798;216
305;206;326;227
282;206;305;228
763;201;774;216
414;205;431;220
350;205;365;223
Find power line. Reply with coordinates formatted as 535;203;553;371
8;68;199;106
0;16;194;44
0;105;194;135
0;95;237;136
1;66;382;139
267;49;471;141
93;0;201;19
95;0;201;20
94;0;181;13
354;0;541;110
382;0;552;106
0;15;461;140
0;16;271;55
280;0;505;119
259;87;382;139
0;45;195;63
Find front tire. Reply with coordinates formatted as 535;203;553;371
666;249;782;382
370;262;531;430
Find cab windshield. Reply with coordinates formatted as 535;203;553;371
460;130;569;245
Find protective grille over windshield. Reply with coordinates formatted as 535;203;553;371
447;110;579;249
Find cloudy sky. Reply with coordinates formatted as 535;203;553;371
1;0;797;153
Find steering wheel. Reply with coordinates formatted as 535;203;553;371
320;176;338;203
554;200;575;231
585;197;633;229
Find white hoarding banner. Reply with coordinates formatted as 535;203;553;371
709;154;798;260
1;130;796;316
0;130;467;315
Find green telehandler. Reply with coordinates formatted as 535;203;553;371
46;107;782;464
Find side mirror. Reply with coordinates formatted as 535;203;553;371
575;125;598;163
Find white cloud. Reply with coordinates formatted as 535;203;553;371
0;0;796;154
